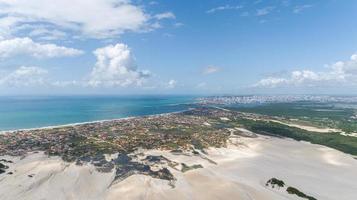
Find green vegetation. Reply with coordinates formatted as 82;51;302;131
0;162;8;174
266;178;317;200
287;186;317;200
265;178;285;188
181;163;203;173
229;102;357;134
235;118;357;155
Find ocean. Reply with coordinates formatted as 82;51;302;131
0;95;198;131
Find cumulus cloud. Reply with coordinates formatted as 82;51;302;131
167;79;177;89
154;12;176;20
0;0;155;38
206;5;243;14
0;37;84;58
0;66;48;87
88;43;150;87
202;66;221;75
256;6;275;16
253;53;357;88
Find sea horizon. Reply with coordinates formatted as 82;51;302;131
0;95;200;131
3;94;357;131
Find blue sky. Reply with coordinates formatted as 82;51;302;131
0;0;357;95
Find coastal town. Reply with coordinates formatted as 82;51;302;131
0;107;238;184
197;95;357;105
0;105;357;200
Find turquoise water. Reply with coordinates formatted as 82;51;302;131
0;96;198;131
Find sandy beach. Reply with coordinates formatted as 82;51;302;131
1;133;356;200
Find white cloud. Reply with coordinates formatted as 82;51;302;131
202;66;220;75
196;82;207;89
0;0;153;38
149;1;158;6
167;79;177;88
206;5;243;14
150;22;162;29
29;28;67;41
351;54;357;61
253;53;357;88
256;6;275;16
88;43;150;87
0;66;48;87
0;37;84;58
253;77;287;88
293;4;313;14
173;22;184;28
154;12;176;20
0;16;22;39
52;80;79;87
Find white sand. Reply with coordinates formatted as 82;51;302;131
1;135;357;200
269;119;357;137
0;153;115;200
269;119;339;133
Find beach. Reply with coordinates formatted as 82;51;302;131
1;134;356;200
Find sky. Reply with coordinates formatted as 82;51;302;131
0;0;357;95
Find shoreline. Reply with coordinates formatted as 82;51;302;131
0;109;190;134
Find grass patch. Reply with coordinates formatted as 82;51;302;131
181;163;203;173
236;118;357;156
287;186;317;200
266;178;285;188
228;102;357;133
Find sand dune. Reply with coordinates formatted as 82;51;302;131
1;135;357;200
